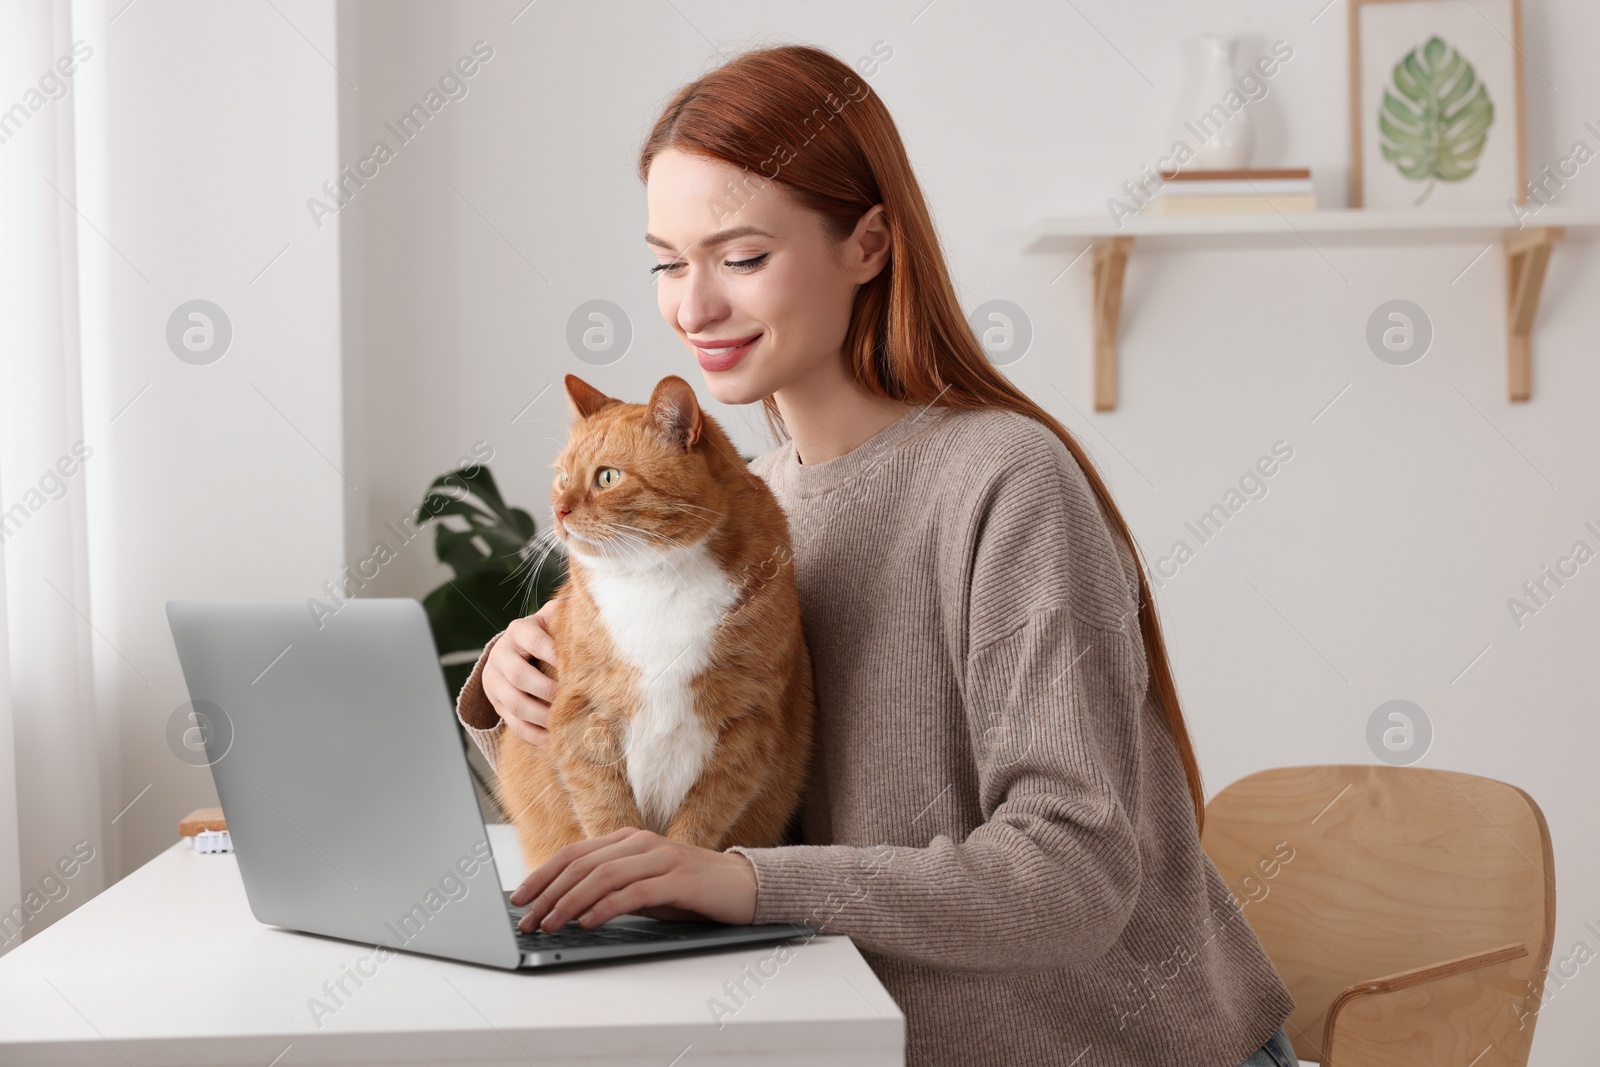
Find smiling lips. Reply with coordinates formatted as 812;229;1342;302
693;333;760;371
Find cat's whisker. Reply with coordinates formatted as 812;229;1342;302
664;502;724;539
504;527;549;574
668;501;722;520
610;522;669;548
603;523;694;582
531;533;567;580
577;521;638;566
515;547;553;598
498;542;539;614
620;536;673;578
603;528;656;571
509;527;567;617
506;531;551;581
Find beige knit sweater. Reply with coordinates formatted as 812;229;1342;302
455;403;1295;1067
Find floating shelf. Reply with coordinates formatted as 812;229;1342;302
1025;207;1600;410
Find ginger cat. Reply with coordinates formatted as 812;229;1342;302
492;373;816;872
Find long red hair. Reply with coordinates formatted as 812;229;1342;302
637;44;1208;833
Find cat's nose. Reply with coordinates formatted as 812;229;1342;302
553;504;570;523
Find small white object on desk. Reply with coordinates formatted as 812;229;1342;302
191;828;233;853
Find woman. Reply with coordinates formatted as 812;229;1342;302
455;43;1299;1067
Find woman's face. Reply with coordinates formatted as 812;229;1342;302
645;148;887;407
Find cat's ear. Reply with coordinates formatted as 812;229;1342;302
647;376;703;451
564;374;621;420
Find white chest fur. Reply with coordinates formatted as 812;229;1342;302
578;537;740;834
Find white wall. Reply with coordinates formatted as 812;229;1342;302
337;1;1599;1060
77;0;346;878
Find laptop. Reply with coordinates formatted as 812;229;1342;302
165;597;806;970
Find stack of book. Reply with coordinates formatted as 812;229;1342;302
1142;168;1317;215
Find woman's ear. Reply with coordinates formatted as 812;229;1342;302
565;374;620;419
647;375;703;451
847;203;892;285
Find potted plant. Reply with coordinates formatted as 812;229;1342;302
414;464;566;816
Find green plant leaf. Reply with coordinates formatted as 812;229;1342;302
1377;34;1494;204
411;461;568;818
420;484;533;565
421;571;523;655
428;465;510;519
419;467;525;545
425;508;524;566
434;523;492;578
509;507;536;541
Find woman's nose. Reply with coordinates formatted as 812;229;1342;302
677;275;726;334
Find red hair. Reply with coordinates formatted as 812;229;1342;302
638;43;1209;832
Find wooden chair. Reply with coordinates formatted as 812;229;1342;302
1200;764;1555;1067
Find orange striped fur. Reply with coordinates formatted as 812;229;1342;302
493;374;815;872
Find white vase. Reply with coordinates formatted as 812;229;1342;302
1189;35;1254;169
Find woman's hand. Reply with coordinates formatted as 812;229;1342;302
510;828;759;932
482;599;559;745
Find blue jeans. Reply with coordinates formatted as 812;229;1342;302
1237;1024;1297;1067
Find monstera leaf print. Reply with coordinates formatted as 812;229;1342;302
1378;35;1494;205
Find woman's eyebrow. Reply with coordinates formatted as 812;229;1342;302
644;225;776;252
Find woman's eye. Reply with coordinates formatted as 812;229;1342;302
649;253;768;276
596;467;621;489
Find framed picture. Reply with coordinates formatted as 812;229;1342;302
1348;0;1526;209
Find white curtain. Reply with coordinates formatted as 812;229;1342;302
0;0;113;954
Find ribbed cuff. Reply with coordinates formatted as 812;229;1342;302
455;630;506;776
723;843;894;933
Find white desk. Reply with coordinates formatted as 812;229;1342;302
0;823;905;1066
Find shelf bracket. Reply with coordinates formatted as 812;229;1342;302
1505;226;1564;401
1091;236;1134;411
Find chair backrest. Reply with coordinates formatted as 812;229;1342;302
1201;764;1554;1065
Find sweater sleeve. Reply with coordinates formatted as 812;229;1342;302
455;629;508;777
725;422;1149;973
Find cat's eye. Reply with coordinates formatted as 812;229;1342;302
596;467;621;489
555;471;568;489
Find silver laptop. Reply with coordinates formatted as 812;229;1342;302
166;597;804;970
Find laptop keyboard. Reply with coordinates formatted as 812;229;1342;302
513;921;695;950
507;891;696;950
